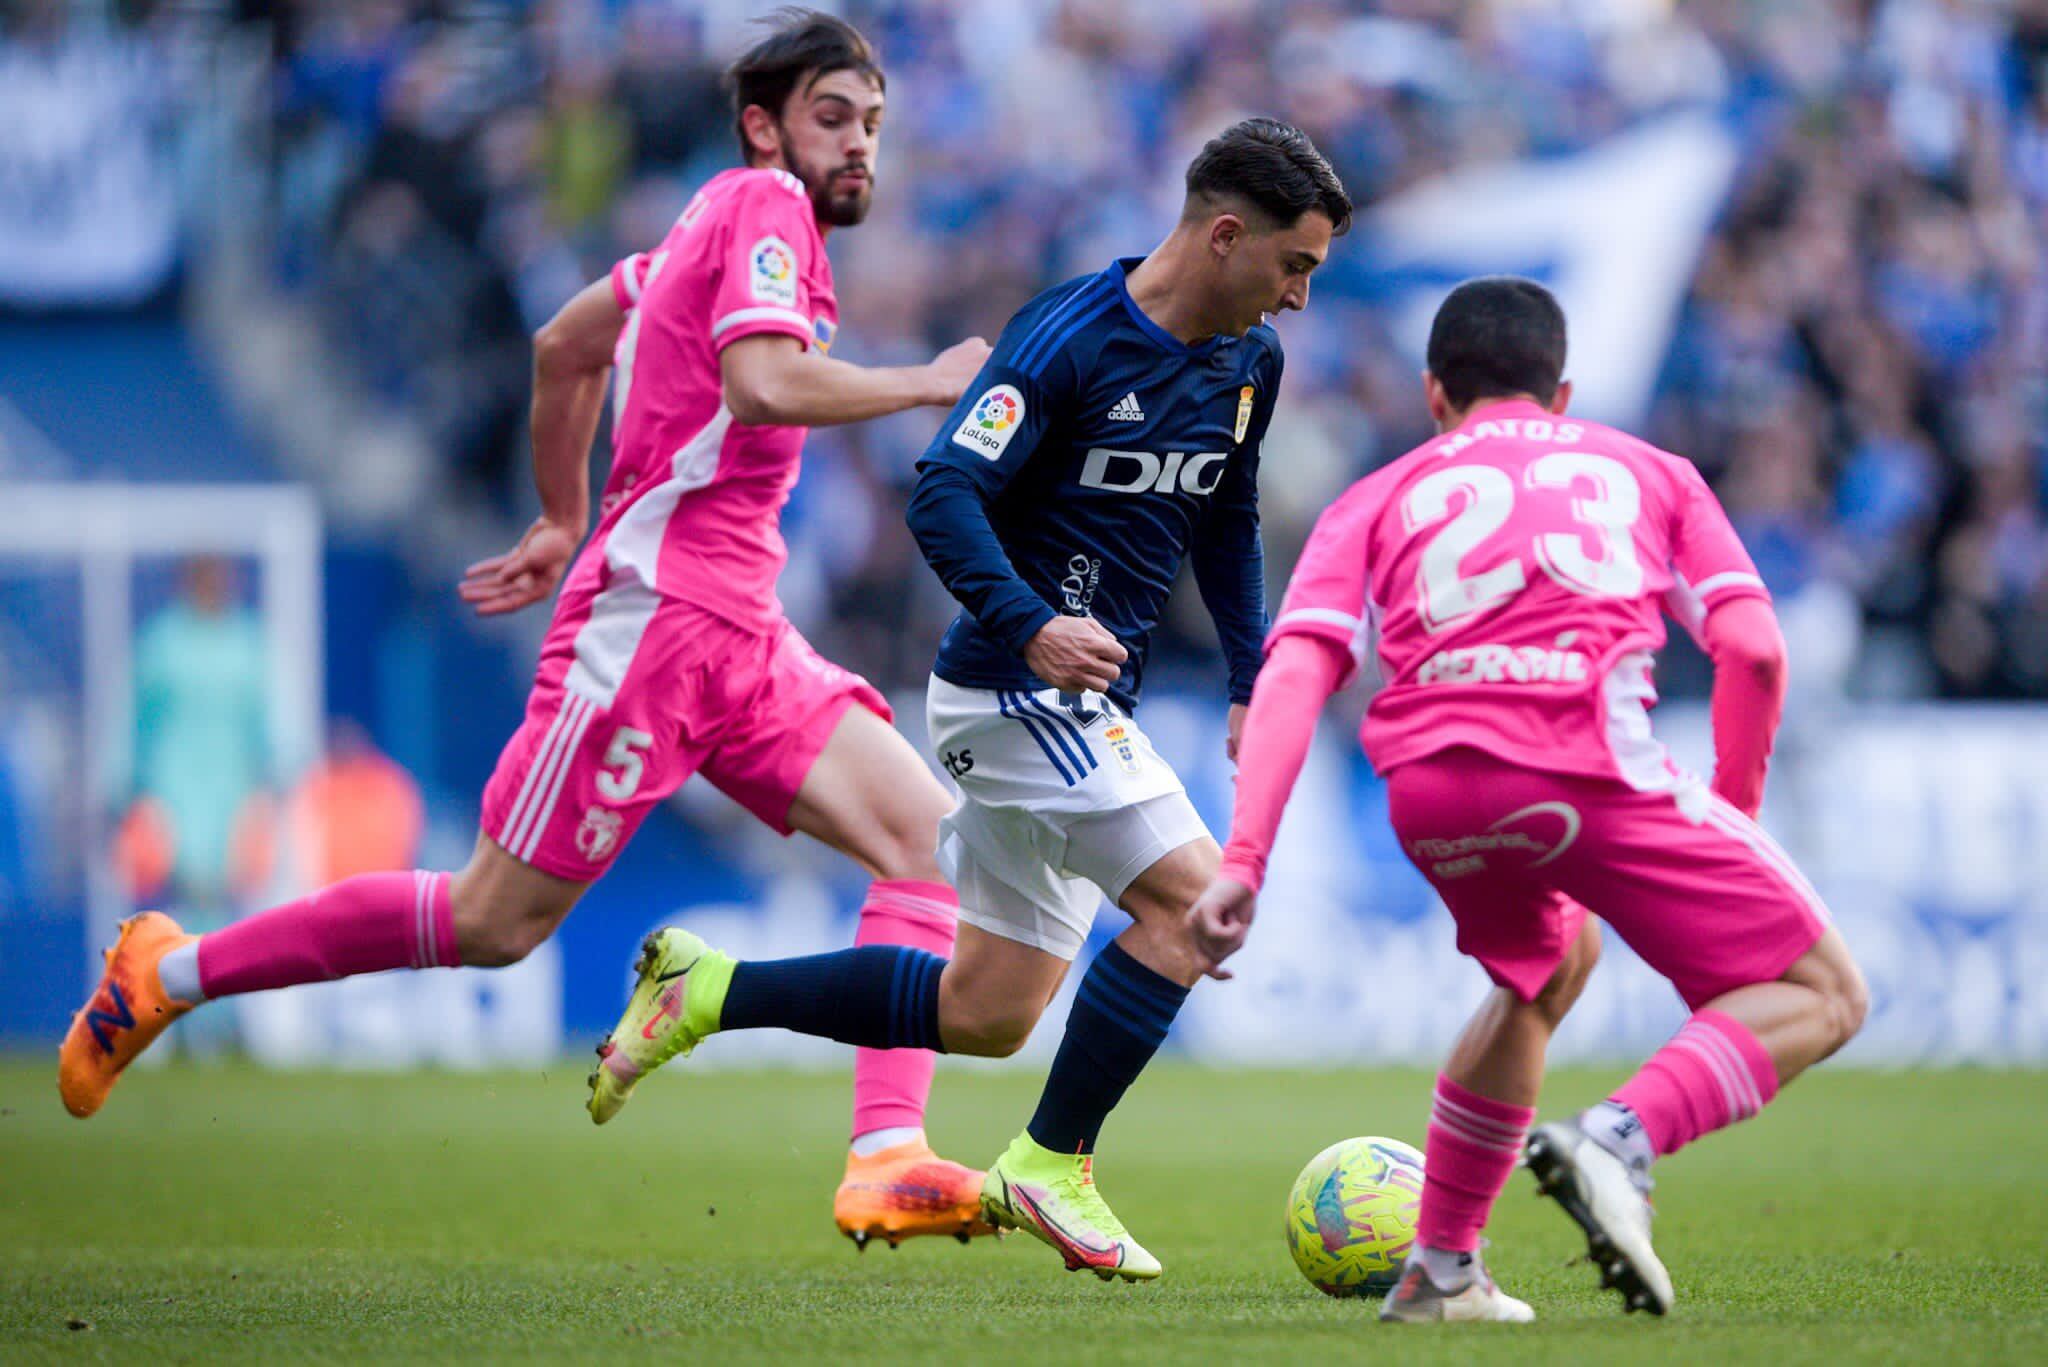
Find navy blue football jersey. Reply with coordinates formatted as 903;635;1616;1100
907;257;1281;709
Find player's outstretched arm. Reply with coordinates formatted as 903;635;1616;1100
1188;633;1350;977
460;275;622;616
720;334;989;429
1702;596;1787;818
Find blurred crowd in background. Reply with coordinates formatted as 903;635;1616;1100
12;0;2048;700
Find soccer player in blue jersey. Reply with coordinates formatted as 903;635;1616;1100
594;119;1349;1280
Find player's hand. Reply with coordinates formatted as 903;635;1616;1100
1226;703;1248;765
922;336;993;406
1023;616;1127;693
1187;876;1257;981
458;517;580;617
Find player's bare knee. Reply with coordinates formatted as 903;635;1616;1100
1830;957;1870;1048
453;909;548;968
867;825;946;885
937;979;1038;1057
941;1005;1035;1058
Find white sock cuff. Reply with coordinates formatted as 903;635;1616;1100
849;1125;924;1157
156;940;206;1004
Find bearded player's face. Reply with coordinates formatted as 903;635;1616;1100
775;68;885;228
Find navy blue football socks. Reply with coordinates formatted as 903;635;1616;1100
720;946;945;1051
1027;940;1189;1154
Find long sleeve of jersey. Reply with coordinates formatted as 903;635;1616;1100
908;314;1081;655
906;466;1057;653
1191;353;1278;704
1703;595;1786;818
1217;633;1351;891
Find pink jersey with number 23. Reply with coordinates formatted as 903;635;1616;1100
1268;399;1769;788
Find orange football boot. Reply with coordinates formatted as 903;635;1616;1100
833;1138;999;1249
58;912;196;1118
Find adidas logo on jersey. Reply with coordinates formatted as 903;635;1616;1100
1106;393;1145;422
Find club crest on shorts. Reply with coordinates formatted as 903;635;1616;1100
576;806;624;863
1234;385;1256;444
1103;722;1142;774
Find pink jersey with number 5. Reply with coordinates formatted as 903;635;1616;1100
600;166;838;631
1268;399;1768;788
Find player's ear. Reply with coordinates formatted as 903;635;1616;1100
1209;213;1244;259
739;103;783;167
1549;380;1573;415
1423;371;1452;427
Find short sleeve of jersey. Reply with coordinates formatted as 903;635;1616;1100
915;290;1088;494
1661;457;1771;643
708;173;819;353
610;252;652;312
1268;481;1377;688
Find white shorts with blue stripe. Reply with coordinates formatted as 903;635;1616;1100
925;674;1211;960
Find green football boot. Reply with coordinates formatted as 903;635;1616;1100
586;928;733;1125
980;1132;1161;1281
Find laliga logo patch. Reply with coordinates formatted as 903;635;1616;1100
576;806;624;863
749;235;798;307
1234;385;1256;444
953;384;1024;459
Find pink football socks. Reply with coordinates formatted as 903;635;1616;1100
1417;1074;1536;1253
1610;1008;1780;1158
848;879;960;1140
190;870;459;1001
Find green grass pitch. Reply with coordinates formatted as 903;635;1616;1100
2;1061;2044;1362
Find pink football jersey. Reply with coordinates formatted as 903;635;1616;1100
1269;399;1768;788
598;166;838;630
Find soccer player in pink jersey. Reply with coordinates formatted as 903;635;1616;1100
1188;277;1869;1321
60;9;1001;1248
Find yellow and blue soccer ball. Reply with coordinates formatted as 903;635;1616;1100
1284;1136;1425;1297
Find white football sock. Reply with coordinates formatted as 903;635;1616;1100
849;1125;923;1157
1581;1100;1655;1172
1416;1244;1478;1290
156;941;206;1004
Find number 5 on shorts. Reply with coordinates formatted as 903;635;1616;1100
596;726;655;802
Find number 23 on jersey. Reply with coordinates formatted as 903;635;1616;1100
1401;452;1645;631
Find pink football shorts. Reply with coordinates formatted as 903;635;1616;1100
481;567;889;882
1384;746;1830;1009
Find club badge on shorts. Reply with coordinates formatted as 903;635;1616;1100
1103;722;1142;775
1234;385;1255;444
577;806;623;863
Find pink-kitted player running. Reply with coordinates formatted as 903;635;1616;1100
1188;277;1868;1322
60;11;1002;1249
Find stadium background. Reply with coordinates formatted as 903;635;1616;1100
2;0;2046;1068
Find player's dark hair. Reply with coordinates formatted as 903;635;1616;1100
1183;118;1352;235
1426;276;1569;408
726;7;884;163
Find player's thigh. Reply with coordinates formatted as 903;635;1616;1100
937;793;1102;965
938;921;1070;1057
1093;821;1220;989
784;703;953;882
1383;748;1592;1005
1053;788;1218;985
699;623;943;873
1560;787;1834;1011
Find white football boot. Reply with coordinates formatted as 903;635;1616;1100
1378;1247;1535;1324
1525;1119;1675;1315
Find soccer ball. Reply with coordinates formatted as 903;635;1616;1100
1284;1136;1425;1297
